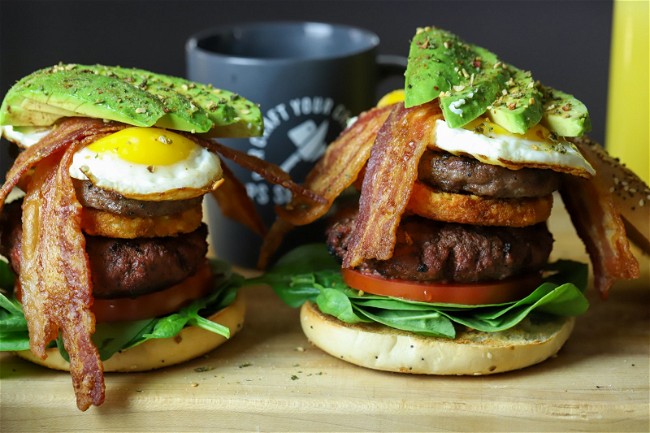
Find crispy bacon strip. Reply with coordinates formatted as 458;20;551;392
560;139;640;299
196;138;326;205
276;105;393;225
211;161;267;237
20;140;103;411
0;118;123;212
256;106;393;268
343;102;442;268
1;118;123;411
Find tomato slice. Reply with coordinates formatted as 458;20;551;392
342;268;542;305
92;263;214;323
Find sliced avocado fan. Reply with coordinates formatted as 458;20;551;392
0;63;263;138
405;27;590;137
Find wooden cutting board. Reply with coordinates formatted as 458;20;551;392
1;202;648;432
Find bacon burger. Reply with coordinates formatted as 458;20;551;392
0;63;322;410
257;27;648;375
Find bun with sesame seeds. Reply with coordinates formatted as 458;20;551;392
571;137;650;255
300;301;575;375
15;292;246;373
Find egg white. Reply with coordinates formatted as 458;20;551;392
1;125;52;147
433;119;595;177
69;143;222;200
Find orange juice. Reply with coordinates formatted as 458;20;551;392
606;0;649;183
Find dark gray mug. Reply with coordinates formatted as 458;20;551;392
186;21;406;268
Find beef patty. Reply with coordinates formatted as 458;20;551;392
418;151;560;198
326;211;553;283
73;179;203;217
1;201;208;298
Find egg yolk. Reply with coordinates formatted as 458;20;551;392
87;127;196;166
377;89;406;107
464;117;551;143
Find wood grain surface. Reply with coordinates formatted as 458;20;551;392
1;201;648;432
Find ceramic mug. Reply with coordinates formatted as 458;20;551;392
186;21;406;267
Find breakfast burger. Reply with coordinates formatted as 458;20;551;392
0;63;322;410
257;27;648;375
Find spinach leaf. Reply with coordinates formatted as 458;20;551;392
250;244;341;307
359;307;456;338
0;258;246;360
0;259;14;290
259;244;590;338
316;288;369;324
0;270;29;351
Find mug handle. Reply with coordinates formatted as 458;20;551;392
377;54;408;79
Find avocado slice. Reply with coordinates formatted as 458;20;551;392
540;87;591;137
0;63;263;137
405;27;509;128
405;27;464;108
405;27;492;108
87;65;214;133
438;46;510;128
88;65;262;136
404;27;591;137
487;67;543;134
0;65;163;127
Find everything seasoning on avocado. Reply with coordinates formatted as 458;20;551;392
404;26;591;137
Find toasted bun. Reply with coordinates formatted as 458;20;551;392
407;181;553;227
16;292;245;372
300;301;574;375
80;205;204;239
572;137;650;254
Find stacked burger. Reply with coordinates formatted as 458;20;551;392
0;63;320;410
258;27;648;375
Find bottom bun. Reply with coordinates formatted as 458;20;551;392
300;301;574;375
17;292;246;372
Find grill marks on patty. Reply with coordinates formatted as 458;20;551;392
327;212;553;283
418;151;560;198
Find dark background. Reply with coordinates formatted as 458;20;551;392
0;0;613;172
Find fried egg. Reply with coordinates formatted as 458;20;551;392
1;125;52;147
69;127;222;201
434;117;595;177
